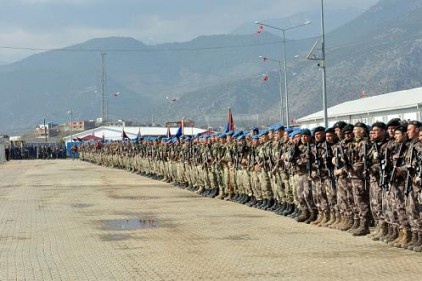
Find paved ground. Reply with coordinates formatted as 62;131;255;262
0;160;421;281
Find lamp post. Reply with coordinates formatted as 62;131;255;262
259;56;283;124
68;110;73;143
255;20;310;128
320;0;328;128
306;0;327;127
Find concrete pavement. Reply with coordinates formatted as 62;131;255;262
0;160;421;281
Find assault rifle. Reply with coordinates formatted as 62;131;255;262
405;145;414;196
417;151;422;182
324;141;335;189
306;142;312;178
338;143;353;178
380;147;389;190
389;143;404;183
361;142;369;191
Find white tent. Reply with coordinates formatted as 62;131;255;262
62;126;207;146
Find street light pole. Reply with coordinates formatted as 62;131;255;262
321;0;328;128
255;20;310;128
68;110;73;143
281;29;289;128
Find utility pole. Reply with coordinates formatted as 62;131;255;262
307;0;328;127
43;118;47;143
100;53;107;123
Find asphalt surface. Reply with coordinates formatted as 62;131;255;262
0;159;421;281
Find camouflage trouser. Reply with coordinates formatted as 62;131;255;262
228;166;237;195
240;169;253;196
324;177;337;212
405;187;421;232
215;165;224;190
258;169;273;200
222;165;230;195
250;170;262;200
170;161;177;181
351;177;370;220
270;171;283;201
209;165;218;188
281;172;293;204
385;180;407;227
336;176;354;217
311;177;329;212
297;174;315;212
369;177;383;223
289;173;299;205
235;169;244;195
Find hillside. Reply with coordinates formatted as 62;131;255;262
2;0;422;134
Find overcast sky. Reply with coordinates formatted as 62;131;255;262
0;0;379;63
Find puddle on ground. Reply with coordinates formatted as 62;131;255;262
101;218;159;231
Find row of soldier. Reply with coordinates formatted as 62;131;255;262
9;143;67;160
78;118;422;252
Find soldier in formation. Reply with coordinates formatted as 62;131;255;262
78;118;422;252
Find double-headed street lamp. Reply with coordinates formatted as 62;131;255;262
255;20;310;128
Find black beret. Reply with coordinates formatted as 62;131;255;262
395;126;407;133
354;122;368;130
312;126;325;136
408;120;421;127
341;124;354;133
371;122;386;130
386;118;401;128
333;121;347;129
325;127;335;134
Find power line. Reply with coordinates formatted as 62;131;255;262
0;36;320;53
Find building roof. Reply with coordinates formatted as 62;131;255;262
63;126;206;142
297;87;422;122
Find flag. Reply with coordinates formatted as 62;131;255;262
256;24;264;35
175;120;184;139
262;74;269;82
359;90;366;98
166;127;172;138
122;128;129;140
225;107;235;133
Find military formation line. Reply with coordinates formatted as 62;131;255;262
78;118;422;252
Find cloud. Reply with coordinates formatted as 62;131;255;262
0;0;380;62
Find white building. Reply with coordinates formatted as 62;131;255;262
62;126;207;146
297;87;422;128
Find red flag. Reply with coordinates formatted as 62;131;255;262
225;108;235;133
256;24;264;35
262;74;269;82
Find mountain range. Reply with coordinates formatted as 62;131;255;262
1;0;422;134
